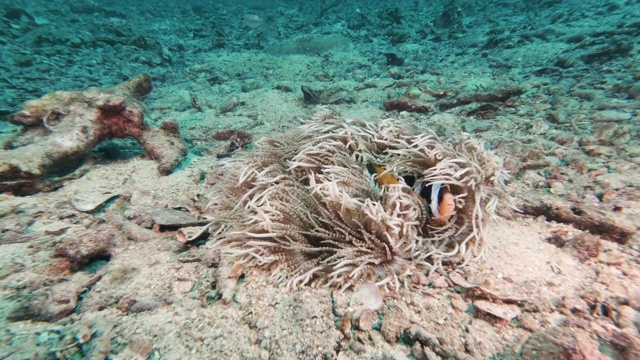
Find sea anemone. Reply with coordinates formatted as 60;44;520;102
205;109;511;290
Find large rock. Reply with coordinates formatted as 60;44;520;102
1;74;187;195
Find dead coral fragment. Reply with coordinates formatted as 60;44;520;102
1;74;187;194
383;98;433;113
205;110;510;290
212;129;252;157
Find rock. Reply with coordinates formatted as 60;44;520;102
265;34;351;55
175;224;210;243
350;283;384;312
629;285;640;311
598;251;626;266
152;208;208;228
74;321;95;345
465;319;503;358
450;293;468;312
29;220;71;235
412;272;429;285
380;307;410;343
43;282;83;321
616;305;640;329
408;326;440;348
1;74;187;195
177;250;204;263
594;173;628;191
54;226;114;269
411;342;442;360
549;181;566;195
300;85;355;105
0;262;24;280
129;300;159;314
563;315;590;330
354;309;377;331
411;342;428;360
474;300;521;321
592;110;632;122
422;347;440;360
71;191;119;212
582;145;617;157
560;296;590;315
521;326;607;360
610;328;640;359
350;342;366;355
431;274;449;288
449;272;473;288
173;279;194;294
593;123;618;140
607;280;640;308
519;313;542;332
122;338;154;359
7;282;82;322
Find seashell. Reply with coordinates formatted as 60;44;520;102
474;300;521;321
71;192;119;212
176;224;211;243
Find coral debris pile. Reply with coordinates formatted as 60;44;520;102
206;110;510;290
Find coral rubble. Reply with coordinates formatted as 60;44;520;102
205;110;511;290
0;74;187;195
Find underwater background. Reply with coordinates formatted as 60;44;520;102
1;0;639;359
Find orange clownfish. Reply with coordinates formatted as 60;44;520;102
425;182;456;222
367;163;400;186
367;163;456;222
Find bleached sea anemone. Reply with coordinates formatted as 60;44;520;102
205;109;511;290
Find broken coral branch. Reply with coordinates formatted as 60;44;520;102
518;195;633;244
383;98;433;113
1;74;187;195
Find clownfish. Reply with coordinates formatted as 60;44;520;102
424;182;456;222
367;163;456;222
367;163;400;186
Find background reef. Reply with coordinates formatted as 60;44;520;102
0;0;639;359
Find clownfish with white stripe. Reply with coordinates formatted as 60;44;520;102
423;182;456;222
367;163;456;223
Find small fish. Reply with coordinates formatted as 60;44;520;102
242;13;264;29
366;163;456;222
367;163;399;186
425;182;456;222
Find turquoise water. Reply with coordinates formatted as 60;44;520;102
2;0;637;180
2;0;637;115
